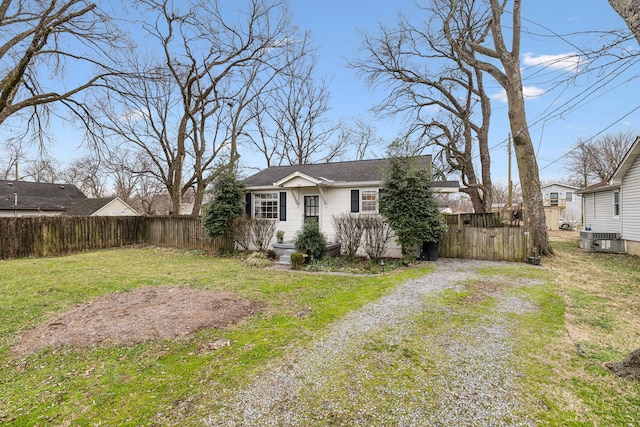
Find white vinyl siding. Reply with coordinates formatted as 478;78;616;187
583;190;621;233
621;158;640;241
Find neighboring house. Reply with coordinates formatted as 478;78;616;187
541;183;582;229
578;136;640;255
0;180;139;217
243;156;459;256
64;197;140;216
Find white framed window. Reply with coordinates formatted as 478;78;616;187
254;193;278;219
566;192;573;203
613;191;620;218
361;190;378;213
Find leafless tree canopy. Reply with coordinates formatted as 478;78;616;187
352;1;493;212
436;0;552;254
247;47;338;166
95;0;308;215
22;157;59;183
59;155;106;198
0;0;124;133
565;130;637;187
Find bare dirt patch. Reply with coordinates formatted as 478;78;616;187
605;348;640;381
12;286;264;356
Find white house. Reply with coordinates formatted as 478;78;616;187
541;182;582;228
243;156;459;256
578;136;640;255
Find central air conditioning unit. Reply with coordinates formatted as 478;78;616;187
579;231;624;253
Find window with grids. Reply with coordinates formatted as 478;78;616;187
613;191;620;217
254;193;278;219
361;190;378;213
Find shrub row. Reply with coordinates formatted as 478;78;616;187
332;213;393;259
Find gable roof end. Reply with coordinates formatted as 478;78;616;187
610;136;640;182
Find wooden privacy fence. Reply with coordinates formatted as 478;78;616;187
439;226;530;262
0;216;232;260
141;216;231;251
1;216;528;262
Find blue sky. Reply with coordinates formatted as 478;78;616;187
4;0;640;187
286;0;640;184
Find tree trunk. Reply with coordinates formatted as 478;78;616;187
504;65;553;255
609;0;640;46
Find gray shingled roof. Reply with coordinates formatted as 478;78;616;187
243;156;458;189
64;198;115;216
0;180;87;211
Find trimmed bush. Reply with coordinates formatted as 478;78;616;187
290;252;307;270
266;249;277;260
294;219;327;260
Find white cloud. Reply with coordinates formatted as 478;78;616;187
522;52;584;72
119;109;148;122
491;86;547;103
523;86;547;98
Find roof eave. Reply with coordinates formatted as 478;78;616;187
611;136;640;181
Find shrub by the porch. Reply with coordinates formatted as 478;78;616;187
294;220;327;260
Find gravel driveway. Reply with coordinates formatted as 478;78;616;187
204;259;538;426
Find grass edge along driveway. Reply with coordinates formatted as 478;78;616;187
1;241;639;425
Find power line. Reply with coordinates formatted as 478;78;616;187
539;103;640;172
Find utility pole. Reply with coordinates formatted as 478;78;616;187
15;161;18;181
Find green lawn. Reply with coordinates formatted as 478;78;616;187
0;248;432;425
1;241;639;426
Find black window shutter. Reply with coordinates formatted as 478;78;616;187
245;193;252;216
279;192;287;221
351;190;359;213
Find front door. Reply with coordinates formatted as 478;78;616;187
304;195;319;223
550;192;559;206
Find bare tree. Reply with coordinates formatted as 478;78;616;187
105;151;141;202
566;130;636;187
250;49;338;166
0;139;26;179
97;0;304;215
22;157;60;183
353;5;493;213
0;0;125;135
332;118;385;161
60;155;107;197
440;0;552;254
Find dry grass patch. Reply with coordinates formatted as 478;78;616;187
526;231;640;425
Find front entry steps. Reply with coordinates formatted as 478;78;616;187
272;242;342;265
277;248;297;265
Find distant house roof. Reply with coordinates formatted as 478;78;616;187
63;198;124;216
577;180;619;194
0;180;87;211
541;183;581;191
244;156;459;190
